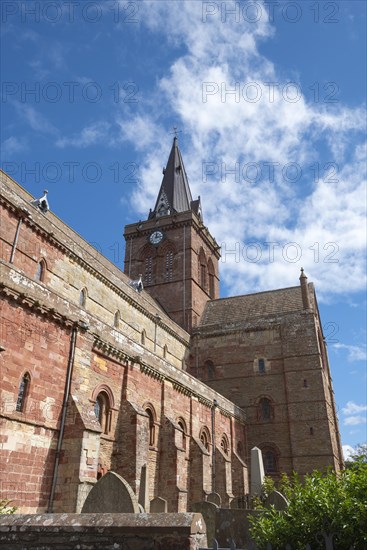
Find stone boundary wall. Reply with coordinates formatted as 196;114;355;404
0;513;207;550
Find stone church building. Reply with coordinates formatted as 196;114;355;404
0;138;343;514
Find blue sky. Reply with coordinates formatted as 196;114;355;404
1;0;366;457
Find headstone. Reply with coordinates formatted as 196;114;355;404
207;492;221;506
191;501;218;546
250;447;265;496
81;471;140;513
139;464;150;512
150;496;168;513
264;490;289;511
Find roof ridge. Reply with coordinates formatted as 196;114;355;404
207;285;304;304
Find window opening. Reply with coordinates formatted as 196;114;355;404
16;373;30;412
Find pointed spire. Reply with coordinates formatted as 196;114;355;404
149;137;201;220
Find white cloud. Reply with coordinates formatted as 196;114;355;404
119;0;366;299
342;401;367;416
344;416;367;426
342;401;367;426
333;343;367;362
342;444;354;460
333;342;367;363
12;101;58;135
56;122;111;149
1;136;27;157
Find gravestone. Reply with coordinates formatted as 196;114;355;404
192;501;218;546
139;464;149;512
265;490;289;511
150;496;168;513
250;447;265;496
81;471;140;513
207;492;221;506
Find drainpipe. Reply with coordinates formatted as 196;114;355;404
10;218;22;264
10;208;31;264
211;399;218;493
47;324;78;513
154;314;161;352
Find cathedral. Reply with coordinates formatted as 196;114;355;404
0;137;343;514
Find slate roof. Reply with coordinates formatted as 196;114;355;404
150;137;200;218
199;284;314;327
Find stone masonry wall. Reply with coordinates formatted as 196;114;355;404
189;307;343;477
0;172;248;513
0;513;207;550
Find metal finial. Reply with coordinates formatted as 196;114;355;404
170;126;182;139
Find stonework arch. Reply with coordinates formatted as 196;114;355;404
35;258;47;282
199;426;211;451
79;287;88;308
16;371;31;413
177;417;188;450
207;258;215;298
198;247;207;291
92;384;115;436
256;395;275;422
259;443;280;475
143;402;157;447
114;310;120;328
220;433;230;456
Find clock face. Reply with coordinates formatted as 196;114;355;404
149;230;164;245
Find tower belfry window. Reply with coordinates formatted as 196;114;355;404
144;256;153;285
165;251;173;281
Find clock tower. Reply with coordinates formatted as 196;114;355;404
123;137;220;332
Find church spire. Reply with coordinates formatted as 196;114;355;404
149;137;202;220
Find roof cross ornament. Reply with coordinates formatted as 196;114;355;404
170;126;182;139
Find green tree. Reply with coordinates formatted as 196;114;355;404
249;466;367;549
345;443;367;468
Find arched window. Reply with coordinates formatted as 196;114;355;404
205;360;215;380
220;434;229;455
262;448;278;474
199;427;211;451
141;330;146;345
208;259;215;298
163;345;168;359
79;288;87;308
94;391;111;435
16;372;30;412
114;310;120;328
177;418;187;450
258;358;265;374
259;397;272;421
198;248;207;290
144;256;153;286
165;250;174;281
145;405;157;447
36;260;46;282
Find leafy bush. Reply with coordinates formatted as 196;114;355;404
250;464;367;549
0;499;17;514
